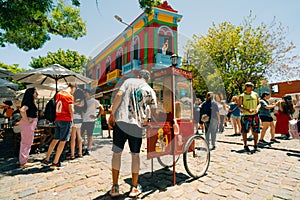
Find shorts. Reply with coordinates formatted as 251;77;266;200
54;121;72;141
112;121;142;154
231;115;241;120
241;114;260;134
81;121;95;137
72;114;82;128
259;115;273;122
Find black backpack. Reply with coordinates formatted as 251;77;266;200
44;98;56;122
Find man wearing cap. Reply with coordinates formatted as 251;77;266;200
238;82;260;154
108;69;157;198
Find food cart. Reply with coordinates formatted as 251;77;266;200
147;66;210;185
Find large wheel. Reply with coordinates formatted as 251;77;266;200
183;135;210;178
157;154;180;168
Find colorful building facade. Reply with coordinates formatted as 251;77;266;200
270;80;300;98
86;1;182;106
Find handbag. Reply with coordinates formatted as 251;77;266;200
201;114;210;123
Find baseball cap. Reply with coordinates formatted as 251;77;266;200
245;82;254;87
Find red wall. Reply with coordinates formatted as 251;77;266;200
270;80;300;98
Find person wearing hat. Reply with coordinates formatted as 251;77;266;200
258;92;280;144
238;82;261;154
108;69;157;198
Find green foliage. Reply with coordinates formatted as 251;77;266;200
139;0;162;14
185;13;298;102
0;0;86;51
0;62;26;89
30;49;90;74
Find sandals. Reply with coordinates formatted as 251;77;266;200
41;159;49;165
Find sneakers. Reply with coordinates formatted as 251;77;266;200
129;184;142;198
20;163;34;169
259;139;268;144
253;145;260;152
210;146;216;151
109;184;120;197
244;146;251;153
83;149;90;156
270;139;280;143
50;162;61;170
282;134;290;140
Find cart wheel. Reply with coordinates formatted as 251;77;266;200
183;135;210;178
157;154;180;168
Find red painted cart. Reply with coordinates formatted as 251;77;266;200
147;66;210;185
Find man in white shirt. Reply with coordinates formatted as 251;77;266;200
108;70;157;198
81;89;103;155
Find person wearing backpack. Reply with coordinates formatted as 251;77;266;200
200;92;220;150
42;83;76;169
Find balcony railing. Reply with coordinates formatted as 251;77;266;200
154;53;182;69
122;59;142;75
107;69;122;85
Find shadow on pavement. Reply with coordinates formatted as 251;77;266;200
93;168;192;200
286;152;300;161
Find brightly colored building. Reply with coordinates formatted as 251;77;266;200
86;1;182;107
270;80;300;98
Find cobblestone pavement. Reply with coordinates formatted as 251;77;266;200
0;124;300;200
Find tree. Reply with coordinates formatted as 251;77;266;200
0;0;86;51
0;0;161;51
0;62;26;89
139;0;162;14
30;49;90;74
184;14;299;102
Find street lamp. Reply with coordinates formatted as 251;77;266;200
114;15;134;70
183;48;199;71
170;54;178;66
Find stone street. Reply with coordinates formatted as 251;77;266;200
0;124;300;200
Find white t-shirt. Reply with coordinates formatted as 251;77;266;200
82;98;101;122
293;100;300;119
217;102;227;116
114;78;157;127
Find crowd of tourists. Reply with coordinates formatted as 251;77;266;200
6;74;299;198
195;82;300;153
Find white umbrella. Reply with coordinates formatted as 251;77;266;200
13;64;93;92
0;78;18;98
0;67;12;78
26;83;67;99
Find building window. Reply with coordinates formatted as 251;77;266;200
133;36;140;60
96;67;100;79
106;57;111;74
271;84;279;94
116;48;123;70
158;26;173;55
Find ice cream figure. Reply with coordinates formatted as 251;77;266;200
155;128;168;152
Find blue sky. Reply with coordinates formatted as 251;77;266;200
0;0;299;70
